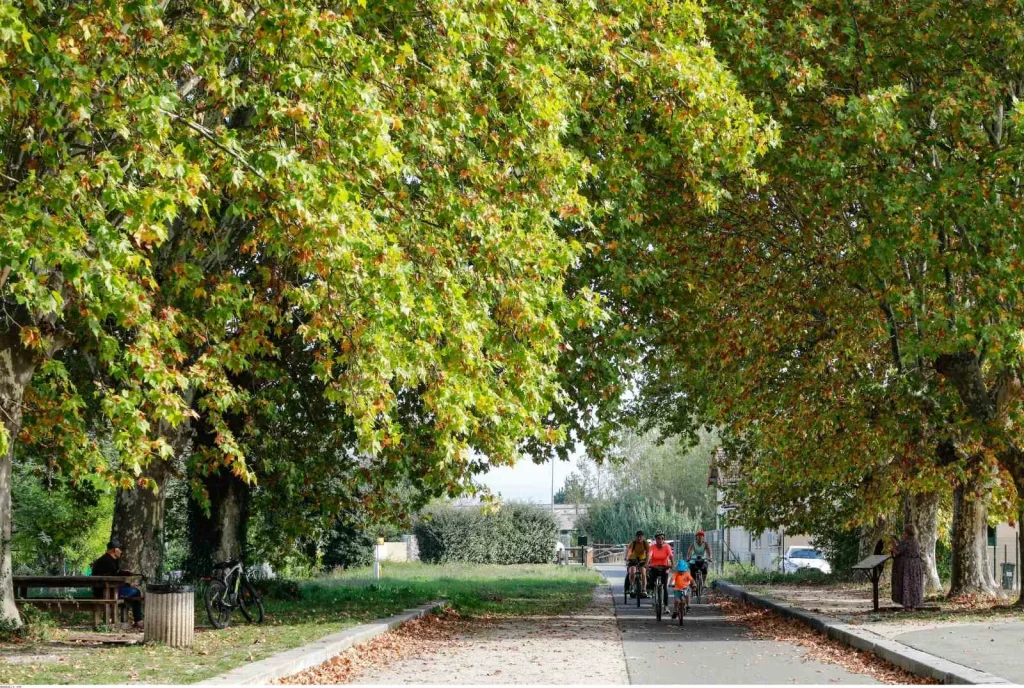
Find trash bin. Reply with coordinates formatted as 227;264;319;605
144;584;195;648
1001;563;1016;591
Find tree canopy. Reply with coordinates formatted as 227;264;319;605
1;0;768;624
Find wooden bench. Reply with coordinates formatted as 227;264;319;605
14;575;142;628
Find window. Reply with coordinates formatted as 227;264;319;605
790;548;823;560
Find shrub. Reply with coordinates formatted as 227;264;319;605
577;496;702;544
936;537;952;584
249;577;303;601
810;526;861;580
322;521;374;571
413;504;556;565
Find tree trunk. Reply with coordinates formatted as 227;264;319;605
0;337;36;627
186;468;249;577
112;456;172;582
949;476;998;597
905;490;942;593
1017;502;1024;608
111;415;194;582
859;517;889;560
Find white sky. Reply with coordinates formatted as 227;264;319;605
476;454;579;504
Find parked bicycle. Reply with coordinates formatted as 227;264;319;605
203;560;265;629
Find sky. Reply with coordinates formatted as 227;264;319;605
476;454;579;504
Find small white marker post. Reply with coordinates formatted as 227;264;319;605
374;537;384;579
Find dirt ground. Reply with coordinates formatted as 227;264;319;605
282;585;629;684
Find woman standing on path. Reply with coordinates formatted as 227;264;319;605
891;523;924;610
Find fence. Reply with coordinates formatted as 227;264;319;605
558;547;594;567
592;544;626;564
587;533;726;573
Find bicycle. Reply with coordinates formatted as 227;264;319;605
673;588;688;626
649;566;670;622
203;560;265;629
690;557;708;604
625;563;642;606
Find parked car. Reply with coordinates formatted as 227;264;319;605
782;546;831;574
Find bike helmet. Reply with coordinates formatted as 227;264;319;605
655;532;666;538
696;529;705;537
675;560;690;572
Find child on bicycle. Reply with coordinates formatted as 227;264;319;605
670;559;694;619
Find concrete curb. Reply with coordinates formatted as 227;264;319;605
713;581;1011;685
198;599;447;685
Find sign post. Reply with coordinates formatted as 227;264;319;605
374;537;384;580
852;554;892;611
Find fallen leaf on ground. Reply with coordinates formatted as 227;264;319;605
715;595;935;685
277;608;465;685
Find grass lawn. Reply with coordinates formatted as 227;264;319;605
0;563;600;684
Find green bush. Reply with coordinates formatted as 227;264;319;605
577;495;701;544
322;521;374;571
249;577;304;601
718;563;832;586
413;504;556;565
936;537;952;584
810;526;862;580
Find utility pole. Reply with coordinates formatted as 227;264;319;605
551;456;555;514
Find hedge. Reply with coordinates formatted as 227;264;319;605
413;504;557;564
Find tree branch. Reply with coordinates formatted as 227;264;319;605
879;299;903;372
158;108;267;183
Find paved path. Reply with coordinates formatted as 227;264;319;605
345;583;629;684
597;565;878;684
893;622;1024;684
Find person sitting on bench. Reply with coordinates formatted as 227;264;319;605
91;538;143;628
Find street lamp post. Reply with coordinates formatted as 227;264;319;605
551;457;555;514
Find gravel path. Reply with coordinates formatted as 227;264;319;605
353;584;628;684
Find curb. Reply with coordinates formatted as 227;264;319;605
713;581;1010;685
198;599;447;685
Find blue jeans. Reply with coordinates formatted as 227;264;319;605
119;584;143;622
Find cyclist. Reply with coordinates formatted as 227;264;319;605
670;559;694;619
626;530;650;598
687;529;713;590
647;532;674;612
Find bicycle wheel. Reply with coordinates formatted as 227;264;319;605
238;579;265;624
204;579;233;629
636;571;642;607
678;599;685;626
655;580;662;621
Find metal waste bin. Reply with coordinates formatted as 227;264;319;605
1001;563;1016;591
144;584;195;648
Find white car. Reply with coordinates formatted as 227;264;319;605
782;546;831;574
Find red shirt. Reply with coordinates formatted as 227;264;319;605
649;543;673;567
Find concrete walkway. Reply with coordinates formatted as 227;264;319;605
597;565;877;684
751;581;1024;683
893;622;1024;684
322;583;629;684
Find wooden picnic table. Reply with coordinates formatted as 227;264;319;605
14;575;142;628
